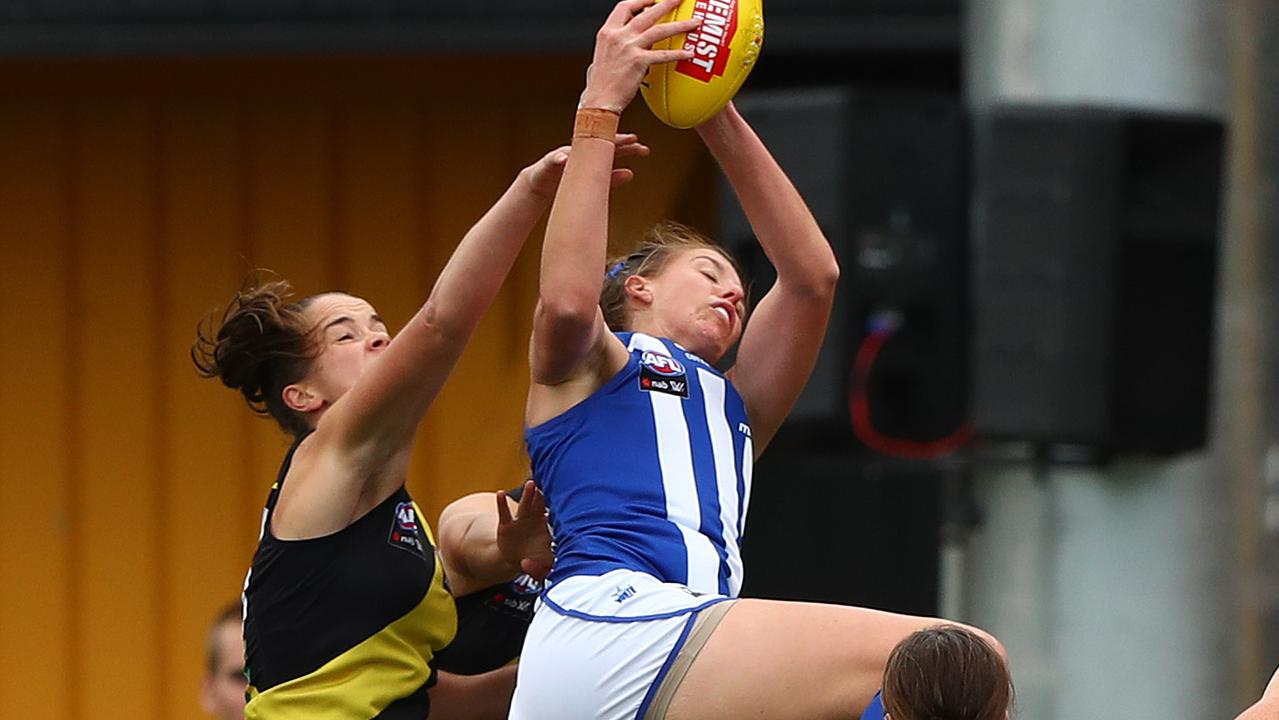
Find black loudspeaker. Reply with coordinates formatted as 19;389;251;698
739;452;941;615
971;108;1223;452
721;89;968;447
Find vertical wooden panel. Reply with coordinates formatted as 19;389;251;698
337;102;441;507
413;105;527;522
338;102;424;353
240;100;337;510
72;101;161;719
0;102;74;720
160;100;257;720
609;110;714;250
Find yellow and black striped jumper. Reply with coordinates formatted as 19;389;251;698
243;431;457;719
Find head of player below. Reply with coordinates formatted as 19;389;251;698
193;273;389;438
600;222;748;364
881;624;1013;720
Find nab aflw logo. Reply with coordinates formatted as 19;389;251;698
639;350;689;398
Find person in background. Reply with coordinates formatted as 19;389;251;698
201;602;247;720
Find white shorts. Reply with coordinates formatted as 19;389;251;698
508;569;733;720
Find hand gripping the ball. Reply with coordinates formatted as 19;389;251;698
578;0;703;114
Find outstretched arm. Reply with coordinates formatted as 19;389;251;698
703;103;840;453
277;146;587;538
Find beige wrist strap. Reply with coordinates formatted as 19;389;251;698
574;107;621;142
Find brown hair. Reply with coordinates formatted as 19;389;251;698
599;221;747;332
205;601;243;676
191;273;322;438
882;625;1013;720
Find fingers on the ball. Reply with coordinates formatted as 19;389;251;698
639;17;701;47
629;0;681;32
648;49;696;65
611;0;658;26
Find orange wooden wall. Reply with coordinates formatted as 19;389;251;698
0;56;716;720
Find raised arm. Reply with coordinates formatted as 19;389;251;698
702;103;840;452
531;0;699;385
274;148;575;538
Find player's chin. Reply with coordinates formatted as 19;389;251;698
696;328;735;365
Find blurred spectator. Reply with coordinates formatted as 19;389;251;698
201;602;246;720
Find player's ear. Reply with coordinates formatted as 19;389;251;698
623;274;654;308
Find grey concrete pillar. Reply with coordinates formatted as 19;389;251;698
962;1;1235;717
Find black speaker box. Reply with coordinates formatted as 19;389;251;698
971;107;1223;452
721;88;968;444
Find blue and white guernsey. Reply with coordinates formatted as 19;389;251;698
526;332;755;598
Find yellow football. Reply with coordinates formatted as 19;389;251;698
641;0;765;129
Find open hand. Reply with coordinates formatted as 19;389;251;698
524;134;651;200
495;480;555;581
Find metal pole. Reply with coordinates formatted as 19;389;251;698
1219;0;1279;705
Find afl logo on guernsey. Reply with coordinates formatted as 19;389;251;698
641;351;685;376
640;351;689;398
388;501;426;557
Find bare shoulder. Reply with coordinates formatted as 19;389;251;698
527;332;630;428
272;433;409;539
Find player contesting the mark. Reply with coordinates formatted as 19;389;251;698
508;1;1006;719
857;625;1013;720
192;136;637;719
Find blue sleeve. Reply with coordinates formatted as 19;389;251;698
859;690;885;720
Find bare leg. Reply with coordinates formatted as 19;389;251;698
666;599;1001;720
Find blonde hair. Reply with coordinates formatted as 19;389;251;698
599;221;747;331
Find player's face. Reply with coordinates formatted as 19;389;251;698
299;293;390;405
201;619;246;720
645;248;746;363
